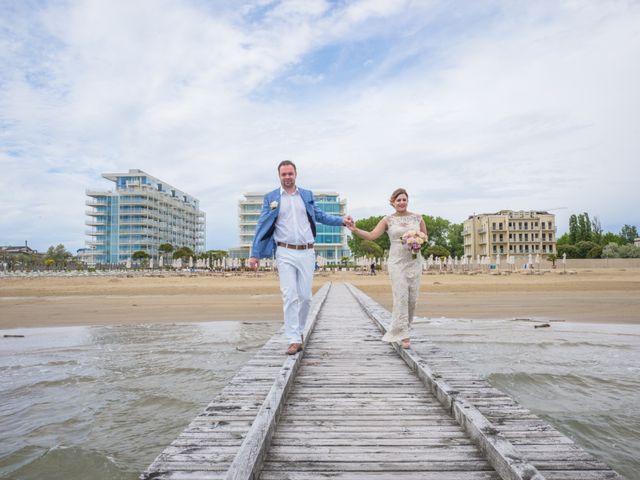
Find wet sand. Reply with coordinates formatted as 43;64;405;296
1;269;639;329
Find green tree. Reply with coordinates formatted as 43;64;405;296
587;245;603;258
359;240;384;258
575;240;600;258
577;212;592;242
423;215;450;249
446;223;464;257
45;244;72;268
556;233;572;245
200;250;228;265
568;214;578;243
546;253;558;267
600;232;625;246
132;250;151;267
620;224;639;244
424;245;450;259
557;244;579;259
172;246;195;259
591;216;603;245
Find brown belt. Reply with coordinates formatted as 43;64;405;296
277;241;315;250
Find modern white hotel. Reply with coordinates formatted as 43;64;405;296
84;169;205;266
230;192;351;263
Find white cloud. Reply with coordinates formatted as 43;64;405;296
1;0;639;252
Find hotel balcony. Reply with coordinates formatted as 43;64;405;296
87;240;107;247
86;219;107;226
86;209;108;216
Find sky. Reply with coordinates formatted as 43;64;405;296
1;0;639;252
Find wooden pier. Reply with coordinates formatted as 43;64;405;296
141;282;621;480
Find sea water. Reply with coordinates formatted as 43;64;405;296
1;319;639;480
412;318;640;480
0;321;280;479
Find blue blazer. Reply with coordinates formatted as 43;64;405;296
250;187;344;259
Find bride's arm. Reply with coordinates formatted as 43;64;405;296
349;218;387;241
420;217;429;239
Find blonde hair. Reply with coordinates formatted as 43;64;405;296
389;188;408;206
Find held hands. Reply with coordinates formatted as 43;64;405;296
248;257;259;271
342;215;355;229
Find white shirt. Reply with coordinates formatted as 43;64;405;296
273;187;315;246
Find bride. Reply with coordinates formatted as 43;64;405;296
348;188;428;349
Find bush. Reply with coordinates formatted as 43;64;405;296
575;241;600;258
602;242;640;258
587;245;603;258
557;244;579;258
424;245;450;258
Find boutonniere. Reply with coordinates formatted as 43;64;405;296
270;201;278;210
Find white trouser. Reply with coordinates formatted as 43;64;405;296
275;247;315;344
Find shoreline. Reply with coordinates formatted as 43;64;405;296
1;269;639;329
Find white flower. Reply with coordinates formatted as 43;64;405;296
270;201;278;210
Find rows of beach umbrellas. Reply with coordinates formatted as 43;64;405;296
354;252;567;273
1;253;567;278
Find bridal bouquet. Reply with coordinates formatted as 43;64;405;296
401;230;427;259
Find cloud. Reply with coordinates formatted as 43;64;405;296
1;0;639;252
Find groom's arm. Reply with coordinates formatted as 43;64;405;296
249;196;273;269
312;201;353;227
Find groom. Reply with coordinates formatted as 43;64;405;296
249;161;353;355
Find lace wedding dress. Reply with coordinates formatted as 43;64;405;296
382;213;423;343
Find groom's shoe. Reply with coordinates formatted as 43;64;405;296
287;343;303;355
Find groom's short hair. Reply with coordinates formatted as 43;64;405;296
278;160;297;173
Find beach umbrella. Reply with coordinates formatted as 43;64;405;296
188;256;193;268
126;258;132;269
528;253;533;266
149;257;154;269
159;255;164;268
496;252;501;266
562;253;566;264
535;253;541;265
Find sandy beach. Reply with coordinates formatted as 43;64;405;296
1;269;639;329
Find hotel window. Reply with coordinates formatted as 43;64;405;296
549;233;553;241
542;222;546;229
492;222;496;229
542;233;546;241
493;245;497;253
499;222;503;229
499;234;504;241
493;234;497;241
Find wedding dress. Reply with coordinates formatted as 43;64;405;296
382;213;423;342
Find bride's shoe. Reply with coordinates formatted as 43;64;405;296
401;338;411;349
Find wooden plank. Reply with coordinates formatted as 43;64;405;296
258;283;500;480
223;283;331;480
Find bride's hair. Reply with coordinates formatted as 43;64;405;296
389;188;408;206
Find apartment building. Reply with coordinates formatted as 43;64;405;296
463;210;556;259
85;169;205;265
229;191;350;262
